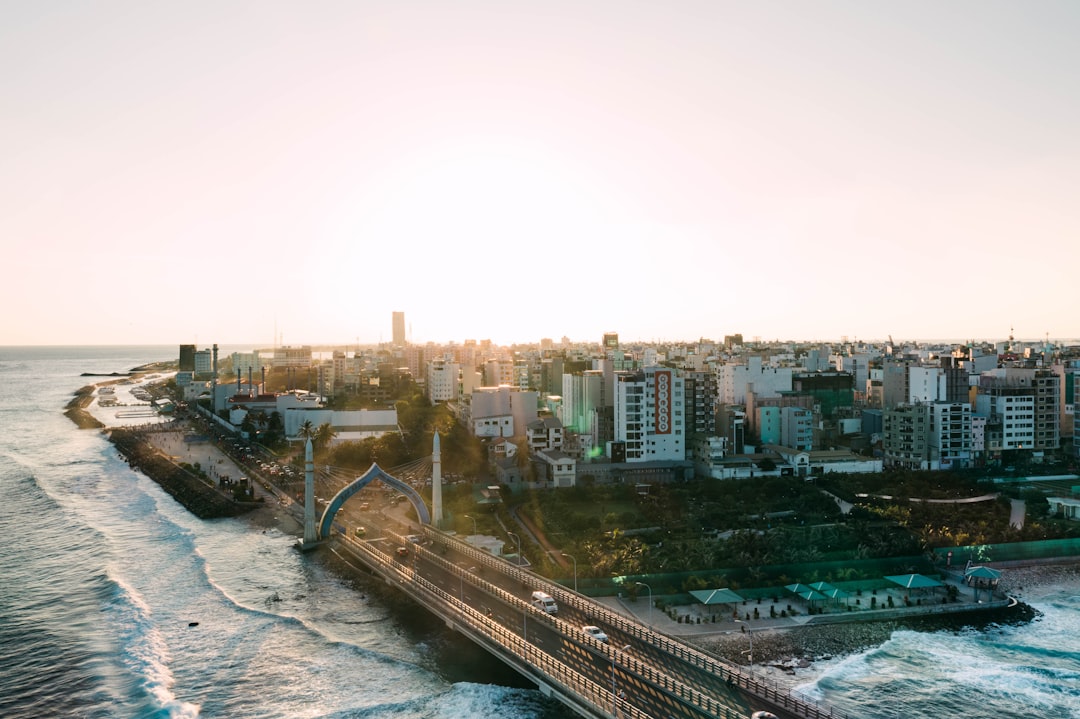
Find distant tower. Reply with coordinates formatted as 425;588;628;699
431;431;443;528
603;332;619;352
392;311;406;346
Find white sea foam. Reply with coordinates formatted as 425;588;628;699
108;571;201;718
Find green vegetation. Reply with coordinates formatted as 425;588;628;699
492;470;1080;593
325;390;487;477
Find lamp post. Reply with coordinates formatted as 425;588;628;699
734;618;753;671
562;553;578;592
635;582;653;626
611;643;631;717
507;531;522;566
464;514;477;536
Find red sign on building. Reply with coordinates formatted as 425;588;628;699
654;369;672;435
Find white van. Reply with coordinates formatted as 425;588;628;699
531;591;558;614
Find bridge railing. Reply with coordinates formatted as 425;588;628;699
338;534;651;719
403;530;750;717
412;531;770;718
422;527;851;719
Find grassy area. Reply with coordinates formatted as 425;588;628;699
484;471;1080;594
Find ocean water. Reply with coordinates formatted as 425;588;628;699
1;346;1077;719
787;573;1080;719
0;346;562;719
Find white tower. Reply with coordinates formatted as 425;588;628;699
432;431;443;527
303;438;317;545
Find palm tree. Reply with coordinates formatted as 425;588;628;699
314;422;337;455
298;419;315;442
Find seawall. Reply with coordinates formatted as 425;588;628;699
108;428;255;519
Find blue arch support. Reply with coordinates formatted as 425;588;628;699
318;463;431;539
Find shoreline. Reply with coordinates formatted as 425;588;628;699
685;561;1079;672
67;385;1079;677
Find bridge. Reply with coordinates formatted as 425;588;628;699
303;458;851;719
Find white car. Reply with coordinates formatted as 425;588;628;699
750;712;778;719
582;625;608;643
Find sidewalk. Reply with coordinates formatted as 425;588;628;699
591;567;1011;640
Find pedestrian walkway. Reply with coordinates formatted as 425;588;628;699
588;564;1009;641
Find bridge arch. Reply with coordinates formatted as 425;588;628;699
318;463;430;539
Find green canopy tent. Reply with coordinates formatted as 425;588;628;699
689;588;745;605
689;588;745;619
964;566;1001;580
809;581;851;605
885;573;943;589
964;565;1002;601
784;583;827;606
885;573;943;600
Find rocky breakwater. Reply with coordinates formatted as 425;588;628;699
64;385;105;429
109;428;255;519
695;600;1037;671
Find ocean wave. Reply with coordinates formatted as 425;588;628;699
105;569;202;718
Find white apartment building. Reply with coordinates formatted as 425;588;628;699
427;360;459;402
717;356;793;404
909;366;950;404
483;359;515;387
614;367;685;462
560;370;604;438
468;386;539;438
975;368;1056;453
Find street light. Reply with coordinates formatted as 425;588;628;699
507;531;522;566
734;618;753;671
464;514;477;536
611;643;631;717
562;553;578;592
635;582;652;626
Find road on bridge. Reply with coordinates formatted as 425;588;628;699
321;497;840;719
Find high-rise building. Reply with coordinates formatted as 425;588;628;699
976;368;1060;454
392;311;406;346
179;344;196;372
614;366;685;462
426;359;459;402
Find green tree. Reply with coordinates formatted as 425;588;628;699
314;422;337;454
298;419;315;442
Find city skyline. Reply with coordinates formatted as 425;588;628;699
3;2;1078;347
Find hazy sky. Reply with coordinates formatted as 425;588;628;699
3;1;1078;347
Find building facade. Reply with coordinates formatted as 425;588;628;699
613;367;685;462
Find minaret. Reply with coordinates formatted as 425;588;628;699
303;438;317;545
431;431;443;528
